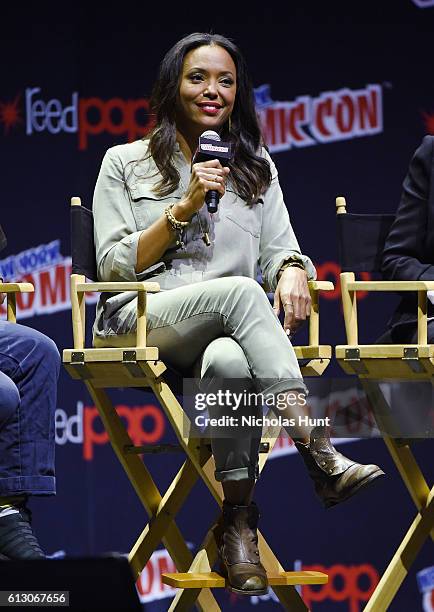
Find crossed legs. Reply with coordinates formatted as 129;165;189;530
105;276;308;485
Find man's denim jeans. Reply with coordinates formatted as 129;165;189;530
0;321;60;496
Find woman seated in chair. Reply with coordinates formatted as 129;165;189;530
92;32;383;596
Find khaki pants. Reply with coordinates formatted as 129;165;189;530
98;276;305;482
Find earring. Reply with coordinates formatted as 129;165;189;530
228;115;232;133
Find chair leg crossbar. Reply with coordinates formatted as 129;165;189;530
71;359;329;611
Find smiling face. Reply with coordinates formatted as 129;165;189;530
176;44;237;144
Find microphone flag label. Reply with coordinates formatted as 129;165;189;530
195;137;232;164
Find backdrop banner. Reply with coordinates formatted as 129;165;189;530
2;3;434;610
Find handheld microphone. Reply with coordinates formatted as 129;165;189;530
192;130;232;214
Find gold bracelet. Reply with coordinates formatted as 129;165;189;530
164;204;190;230
164;204;190;249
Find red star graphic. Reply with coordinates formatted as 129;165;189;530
0;94;22;134
422;110;434;135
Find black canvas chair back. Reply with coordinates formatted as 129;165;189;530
337;211;395;273
71;202;98;281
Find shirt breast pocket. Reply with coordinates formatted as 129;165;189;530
129;182;182;229
224;190;263;238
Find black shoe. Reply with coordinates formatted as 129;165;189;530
295;426;385;509
0;509;45;560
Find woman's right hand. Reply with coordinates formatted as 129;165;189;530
174;159;230;220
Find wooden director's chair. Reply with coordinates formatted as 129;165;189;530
335;196;434;612
63;197;332;611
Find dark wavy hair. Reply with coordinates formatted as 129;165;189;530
146;32;272;203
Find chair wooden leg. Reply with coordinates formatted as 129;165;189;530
257;532;309;611
196;427;313;611
146;368;316;609
147;374;224;503
86;384;220;612
361;379;404;439
86;385;193;570
364;487;434;612
170;514;221;610
383;437;434;541
169;549;219;612
361;380;434;610
170;588;204;611
300;358;330;377
74;357;323;612
167;439;311;610
166;519;313;611
128;458;200;575
163;421;285;581
167;526;313;612
362;380;434;541
273;586;309;611
258;423;282;473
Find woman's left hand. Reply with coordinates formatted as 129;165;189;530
273;267;311;336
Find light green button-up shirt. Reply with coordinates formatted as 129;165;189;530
93;138;316;336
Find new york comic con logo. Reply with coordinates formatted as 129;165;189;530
1;84;384;152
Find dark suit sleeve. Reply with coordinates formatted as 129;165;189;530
382;135;434;281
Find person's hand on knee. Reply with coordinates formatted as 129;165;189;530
273;267;311;336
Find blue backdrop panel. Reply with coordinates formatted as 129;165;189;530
1;2;434;610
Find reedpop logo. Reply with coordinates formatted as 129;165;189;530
0;88;154;149
250;561;379;612
55;401;165;460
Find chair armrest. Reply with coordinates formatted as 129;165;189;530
306;281;334;348
0;283;34;323
347;280;434;292
341;274;434;345
70;279;160;350
74;281;160;293
308;280;334;291
0;283;34;293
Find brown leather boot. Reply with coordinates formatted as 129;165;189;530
294;426;385;508
218;501;268;595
